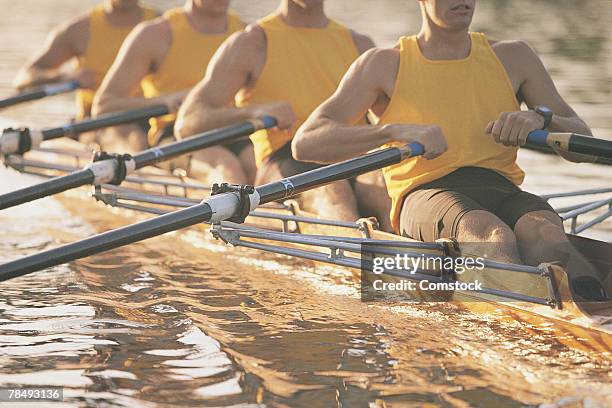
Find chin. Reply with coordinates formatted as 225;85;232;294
292;0;325;8
115;0;139;9
198;0;230;14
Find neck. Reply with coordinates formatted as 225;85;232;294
279;0;328;28
416;19;471;60
184;1;228;34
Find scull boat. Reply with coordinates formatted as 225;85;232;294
0;114;611;354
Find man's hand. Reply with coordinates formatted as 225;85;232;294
163;90;189;113
485;110;545;147
250;102;296;130
71;68;97;89
383;124;448;160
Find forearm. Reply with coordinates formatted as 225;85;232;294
293;116;389;164
175;101;258;139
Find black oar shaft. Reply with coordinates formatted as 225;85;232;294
0;142;424;281
0;80;79;109
0;117;276;211
256;146;406;203
41;105;170;140
0;203;213;280
0;89;47;109
568;134;612;159
132;119;271;169
0;169;94;210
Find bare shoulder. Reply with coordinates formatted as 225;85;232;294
122;16;172;61
130;16;171;44
53;13;90;53
355;47;400;75
489;39;538;62
211;23;265;69
350;30;376;54
228;23;266;54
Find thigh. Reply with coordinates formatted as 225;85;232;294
399;189;485;241
496;191;558;230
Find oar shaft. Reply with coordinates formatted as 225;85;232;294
41;105;170;140
0;203;213;281
0;169;94;210
0;80;79;109
0;117;276;210
0;141;424;281
1;105;170;155
256;143;422;204
527;130;612;159
132;117;276;169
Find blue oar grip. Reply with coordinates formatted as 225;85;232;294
407;142;425;157
527;129;549;147
260;116;277;129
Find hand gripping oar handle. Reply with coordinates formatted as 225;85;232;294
527;130;612;160
0;141;424;281
0;105;170;155
0;117;277;211
0;80;80;109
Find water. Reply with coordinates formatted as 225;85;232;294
0;1;611;407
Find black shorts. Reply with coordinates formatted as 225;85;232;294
254;142;322;185
399;167;557;241
152;121;252;155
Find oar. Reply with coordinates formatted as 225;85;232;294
0;141;423;280
0;105;170;155
0;80;80;109
0;117;277;211
527;130;612;160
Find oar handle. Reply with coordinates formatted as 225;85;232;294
527;130;612;160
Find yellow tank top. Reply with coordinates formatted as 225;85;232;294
75;4;157;119
141;9;245;144
236;13;359;166
379;33;525;231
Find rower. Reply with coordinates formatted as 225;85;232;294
294;0;607;300
13;0;157;120
175;0;392;227
92;1;246;174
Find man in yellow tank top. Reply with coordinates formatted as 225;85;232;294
13;0;157;119
295;0;606;300
175;0;391;227
93;1;247;180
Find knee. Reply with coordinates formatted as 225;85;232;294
515;211;567;247
459;210;516;244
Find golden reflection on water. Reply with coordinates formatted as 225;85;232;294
1;172;611;406
1;0;612;407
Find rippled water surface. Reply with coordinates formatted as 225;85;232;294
0;1;611;407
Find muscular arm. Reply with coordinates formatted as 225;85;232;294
294;46;447;163
494;41;593;162
92;19;176;116
174;27;265;139
13;17;86;90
